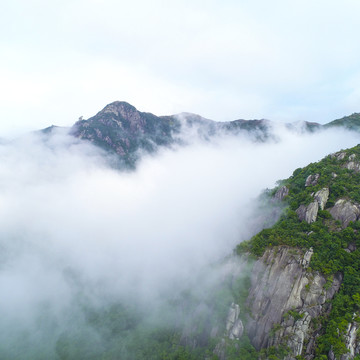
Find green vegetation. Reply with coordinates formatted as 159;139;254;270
325;113;360;132
237;144;360;358
48;264;259;360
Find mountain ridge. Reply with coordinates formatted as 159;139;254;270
62;101;359;168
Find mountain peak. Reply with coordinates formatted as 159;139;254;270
98;101;138;118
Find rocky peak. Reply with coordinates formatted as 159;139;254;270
90;101;147;132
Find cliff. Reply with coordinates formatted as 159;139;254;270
234;145;360;359
246;247;342;359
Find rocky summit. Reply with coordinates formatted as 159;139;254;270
70;101;181;167
66;101;360;169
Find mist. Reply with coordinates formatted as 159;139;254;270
0;126;358;358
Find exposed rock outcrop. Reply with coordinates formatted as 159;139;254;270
328;319;360;360
329;199;360;227
346;161;360;172
214;303;244;360
226;303;244;340
296;201;319;223
305;174;320;187
331;151;347;160
274;186;289;201
314;187;329;210
296;188;329;223
246;246;342;357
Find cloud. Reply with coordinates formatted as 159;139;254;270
0;126;358;356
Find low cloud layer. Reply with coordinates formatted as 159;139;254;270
0;126;358;357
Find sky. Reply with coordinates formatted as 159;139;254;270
1;0;360;136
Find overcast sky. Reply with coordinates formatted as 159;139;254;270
2;0;360;136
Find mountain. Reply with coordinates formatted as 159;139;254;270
70;101;182;168
233;145;360;360
69;101;275;167
67;101;360;169
30;102;360;359
325;113;360;132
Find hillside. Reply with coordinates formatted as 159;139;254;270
325;113;360;132
236;144;360;359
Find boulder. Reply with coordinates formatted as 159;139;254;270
346;161;360;172
331;151;346;160
226;303;244;340
296;201;318;223
329;199;360;227
314;188;329;210
305;174;320;187
274;186;289;201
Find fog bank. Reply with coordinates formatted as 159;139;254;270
0;126;358;357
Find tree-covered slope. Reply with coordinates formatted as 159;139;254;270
325;113;360;132
237;144;360;359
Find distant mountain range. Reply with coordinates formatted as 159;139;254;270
43;101;360;167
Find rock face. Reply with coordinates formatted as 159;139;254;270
342;321;360;359
246;246;342;358
331;151;347;160
328;320;360;360
305;174;320;186
274;186;289;201
314;188;329;210
296;188;329;223
296;201;319;223
71;101;181;167
226;303;244;340
214;303;244;360
329;199;360;227
346;161;360;172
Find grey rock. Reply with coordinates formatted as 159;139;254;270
229;319;244;340
226;303;244;340
246;247;342;354
349;154;356;161
305;174;320;187
348;243;356;252
329;199;360;227
213;339;226;360
296;205;307;221
301;248;313;268
226;303;240;332
341;321;359;360
214;303;244;359
346;161;360;172
297;201;319;223
331;151;346;160
329;349;336;360
314;188;329;210
274;186;289;201
306;202;319;223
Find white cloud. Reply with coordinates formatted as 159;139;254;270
0;125;358;355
